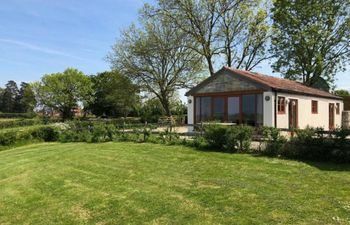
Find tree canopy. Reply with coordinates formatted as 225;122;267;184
153;0;271;75
334;89;350;97
271;0;350;87
33;68;93;119
108;9;203;116
88;71;140;118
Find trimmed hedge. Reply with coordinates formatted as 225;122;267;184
0;119;41;129
0;113;36;119
0;125;59;146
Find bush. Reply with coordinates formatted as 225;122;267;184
0;131;17;145
226;125;253;152
31;126;59;142
203;124;228;150
202;124;253;152
90;123;111;143
262;127;287;156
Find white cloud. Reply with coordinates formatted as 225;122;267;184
0;38;86;61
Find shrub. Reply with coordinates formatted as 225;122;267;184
90;123;110;143
226;125;253;152
331;128;350;163
262;127;287;156
31;126;59;142
0;131;17;145
203;124;228;150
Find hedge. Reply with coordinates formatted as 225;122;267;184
0;113;36;119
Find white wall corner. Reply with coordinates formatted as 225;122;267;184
263;91;274;127
187;96;194;132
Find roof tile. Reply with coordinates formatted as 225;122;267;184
224;67;341;100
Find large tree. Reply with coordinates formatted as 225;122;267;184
16;82;36;113
89;71;140;118
33;68;93;119
1;80;19;113
0;87;4;112
108;10;203;116
271;0;350;87
153;0;271;75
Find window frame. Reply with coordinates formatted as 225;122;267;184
311;100;318;114
336;103;340;115
193;91;263;125
277;96;286;114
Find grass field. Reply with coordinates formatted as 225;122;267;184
0;142;350;225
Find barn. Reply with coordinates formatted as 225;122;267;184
186;67;343;131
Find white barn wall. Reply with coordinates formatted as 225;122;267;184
276;92;343;130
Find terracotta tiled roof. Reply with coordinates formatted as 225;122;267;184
223;67;341;99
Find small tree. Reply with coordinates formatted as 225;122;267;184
33;68;93;119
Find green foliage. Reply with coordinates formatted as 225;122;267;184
334;89;350;97
203;124;253;152
0;131;17;145
0;80;19;113
249;126;350;163
89;71;140;118
203;124;228;150
140;98;164;123
33;68;93;119
271;0;350;87
0;112;36;118
226;125;254;152
31;126;59;142
0;125;58;146
261;127;287;156
17;82;36;113
154;0;271;74
0;81;36;113
108;8;203;116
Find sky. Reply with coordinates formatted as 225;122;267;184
0;0;349;101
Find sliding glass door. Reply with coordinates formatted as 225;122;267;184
194;93;263;126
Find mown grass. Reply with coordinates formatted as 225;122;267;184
0;142;350;225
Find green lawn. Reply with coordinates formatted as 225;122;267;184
0;143;349;225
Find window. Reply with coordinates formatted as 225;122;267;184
194;93;263;125
277;97;285;114
256;94;263;126
336;103;340;115
213;97;225;121
200;97;212;122
242;94;256;125
311;100;318;114
228;97;240;124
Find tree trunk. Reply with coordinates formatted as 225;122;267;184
206;56;215;76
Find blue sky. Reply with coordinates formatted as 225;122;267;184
0;0;349;96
